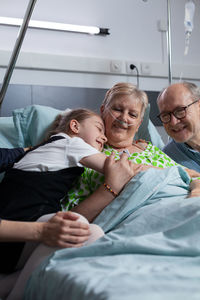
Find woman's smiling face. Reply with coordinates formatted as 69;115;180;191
101;94;143;149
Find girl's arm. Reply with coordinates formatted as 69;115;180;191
80;150;147;175
80;152;107;174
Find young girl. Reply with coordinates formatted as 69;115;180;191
0;108;110;273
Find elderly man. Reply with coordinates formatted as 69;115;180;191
157;81;200;172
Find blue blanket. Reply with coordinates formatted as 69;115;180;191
24;167;200;300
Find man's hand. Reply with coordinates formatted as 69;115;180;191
185;168;200;178
188;179;200;198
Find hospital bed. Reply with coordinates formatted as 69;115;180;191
1;103;200;300
0;102;164;299
1;1;200;299
24;165;200;300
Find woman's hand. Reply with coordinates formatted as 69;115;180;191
71;154;150;222
188;179;200;198
39;211;90;248
104;152;143;194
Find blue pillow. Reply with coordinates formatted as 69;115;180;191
147;120;164;150
0;117;20;181
134;104;150;141
12;105;64;147
0;104;164;183
11;104;164;148
135;104;164;149
0;117;19;148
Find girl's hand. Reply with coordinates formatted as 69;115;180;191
104;152;143;194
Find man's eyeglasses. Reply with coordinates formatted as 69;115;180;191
157;99;200;124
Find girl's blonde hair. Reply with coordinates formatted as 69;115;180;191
102;82;148;118
47;108;100;139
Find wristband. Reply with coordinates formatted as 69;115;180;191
103;183;118;197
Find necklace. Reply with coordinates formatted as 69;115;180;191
106;140;148;154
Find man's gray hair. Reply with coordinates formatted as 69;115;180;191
157;81;200;103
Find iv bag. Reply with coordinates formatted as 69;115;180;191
184;0;195;56
184;0;195;34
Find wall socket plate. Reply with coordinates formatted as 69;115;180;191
110;60;122;73
126;61;138;74
141;62;151;75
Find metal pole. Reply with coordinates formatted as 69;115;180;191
0;0;38;106
166;0;172;85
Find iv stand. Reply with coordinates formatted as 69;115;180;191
143;0;173;85
0;0;38;107
167;0;172;85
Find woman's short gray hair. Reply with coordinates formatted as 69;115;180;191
102;82;148;118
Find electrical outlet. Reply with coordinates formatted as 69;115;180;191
140;63;151;75
126;61;138;74
110;60;122;73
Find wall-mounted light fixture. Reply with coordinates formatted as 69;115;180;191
0;17;110;36
0;0;110;106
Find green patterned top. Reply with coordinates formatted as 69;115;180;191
62;141;179;210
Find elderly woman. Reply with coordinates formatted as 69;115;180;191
65;82;183;222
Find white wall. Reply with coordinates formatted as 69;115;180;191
0;0;200;90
